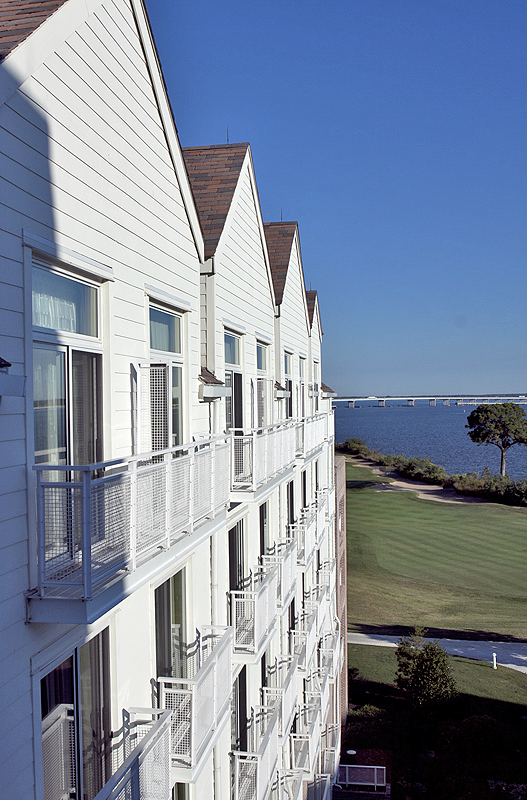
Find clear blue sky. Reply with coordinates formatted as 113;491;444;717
145;0;527;396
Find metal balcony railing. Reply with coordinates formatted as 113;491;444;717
290;608;318;673
320;724;341;778
317;559;336;610
260;539;297;611
290;702;322;778
276;770;304;800
309;774;332;800
295;412;333;458
231;704;280;800
34;435;230;600
338;765;388;793
157;626;232;771
305;663;330;726
232;420;296;490
319;622;341;682
94;708;172;800
261;655;298;739
288;511;316;569
230;566;278;658
304;585;327;637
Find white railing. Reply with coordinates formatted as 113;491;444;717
321;724;341;778
231;566;278;657
290;702;321;778
315;491;327;538
305;663;330;726
309;774;332;800
157;626;232;770
319;622;341;681
231;704;280;800
93;708;172;800
290;608;318;673
304;585;327;637
232;420;296;490
34;435;230;599
276;770;304;800
260;539;297;610
338;765;387;792
261;655;298;739
295;411;333;458
288;511;316;569
325;485;336;521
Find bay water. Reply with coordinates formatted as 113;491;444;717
334;402;527;481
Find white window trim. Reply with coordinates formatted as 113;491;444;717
24;230;114;281
149;304;184;360
145;284;192;314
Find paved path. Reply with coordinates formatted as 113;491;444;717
348;632;527;674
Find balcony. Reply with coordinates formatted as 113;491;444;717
338;764;388;795
320;724;341;778
230;565;278;662
260;538;297;611
157;626;232;782
317;559;336;612
290;608;318;673
32;435;230;617
231;704;280;800
276;770;304;800
305;663;330;726
261;655;298;739
304;584;327;637
290;701;322;779
94;708;172;800
288;510;316;570
319;622;341;682
308;774;332;800
232;421;296;491
295;412;333;458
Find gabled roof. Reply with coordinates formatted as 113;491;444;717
263;221;298;306
0;0;67;60
182;143;249;260
306;290;317;327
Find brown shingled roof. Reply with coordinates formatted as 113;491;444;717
263;222;298;306
0;0;67;60
305;290;317;327
182;143;249;260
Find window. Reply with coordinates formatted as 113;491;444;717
150;307;181;354
32;265;103;467
41;629;110;800
138;305;184;453
33;266;97;336
256;343;268;428
229;520;246;591
313;361;319;413
155;569;186;678
299;358;306;418
284;352;293;419
225;332;240;365
259;501;269;556
257;343;267;372
225;331;243;431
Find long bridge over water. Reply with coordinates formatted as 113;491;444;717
334;394;527;408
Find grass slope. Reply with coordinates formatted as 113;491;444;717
346;461;527;639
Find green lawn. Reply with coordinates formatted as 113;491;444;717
346;461;527;639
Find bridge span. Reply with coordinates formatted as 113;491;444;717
335;395;527;408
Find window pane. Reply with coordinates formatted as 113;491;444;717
34;348;67;465
299;358;305;379
284;353;291;376
172;366;182;447
224;333;239;365
33;267;97;336
225;371;233;429
150;307;181;353
257;344;266;372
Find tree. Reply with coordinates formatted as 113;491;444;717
466;403;527;477
395;628;456;708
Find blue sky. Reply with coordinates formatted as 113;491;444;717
145;0;527;396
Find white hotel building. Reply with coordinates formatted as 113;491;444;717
0;2;347;799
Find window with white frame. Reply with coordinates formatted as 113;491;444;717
313;361;319;413
284;351;293;419
32;263;103;467
256;342;268;428
225;331;243;431
299;357;306;419
137;305;184;453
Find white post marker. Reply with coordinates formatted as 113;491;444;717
493;652;497;669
